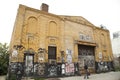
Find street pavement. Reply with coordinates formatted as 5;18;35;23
0;71;120;80
0;75;6;80
59;71;120;80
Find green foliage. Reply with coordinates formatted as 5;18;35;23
0;43;9;75
115;66;120;71
8;74;16;80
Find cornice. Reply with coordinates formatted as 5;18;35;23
19;4;110;33
75;40;96;46
19;4;64;21
95;26;109;32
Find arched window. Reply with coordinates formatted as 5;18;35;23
49;21;57;36
27;17;38;49
27;17;37;34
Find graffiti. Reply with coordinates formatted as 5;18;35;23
78;45;95;73
38;53;44;62
38;48;46;62
78;49;94;56
9;62;83;77
66;49;72;63
48;64;57;76
12;49;18;57
87;59;94;67
16;63;23;80
61;64;65;75
60;51;65;63
78;45;94;56
25;55;34;75
10;62;18;73
99;52;102;59
97;62;109;72
9;62;24;76
74;63;80;75
57;64;62;75
37;63;45;76
34;63;38;74
65;63;74;75
78;56;95;69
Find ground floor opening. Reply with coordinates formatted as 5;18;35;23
9;45;114;78
78;44;95;74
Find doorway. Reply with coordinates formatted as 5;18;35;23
24;54;34;76
78;45;95;73
48;46;57;76
48;46;56;60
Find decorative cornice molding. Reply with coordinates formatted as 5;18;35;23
19;4;64;21
19;4;110;33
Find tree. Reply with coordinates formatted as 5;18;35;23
0;43;9;75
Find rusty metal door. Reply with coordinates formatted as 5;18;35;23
78;45;95;73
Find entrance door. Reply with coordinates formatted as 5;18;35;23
24;54;34;76
48;46;57;76
48;46;56;60
78;45;95;73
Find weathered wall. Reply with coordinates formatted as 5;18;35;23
94;28;113;62
64;20;95;62
10;4;65;63
9;4;113;64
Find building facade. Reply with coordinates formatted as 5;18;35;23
9;4;114;77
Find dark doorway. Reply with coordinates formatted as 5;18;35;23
24;54;34;76
48;46;57;76
48;46;56;59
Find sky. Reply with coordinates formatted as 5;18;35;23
0;0;120;44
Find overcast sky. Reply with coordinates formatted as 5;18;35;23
0;0;120;44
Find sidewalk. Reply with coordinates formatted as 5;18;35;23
21;77;34;80
60;71;120;80
0;72;120;80
0;76;35;80
0;75;6;80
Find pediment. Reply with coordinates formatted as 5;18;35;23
20;4;95;27
59;15;95;27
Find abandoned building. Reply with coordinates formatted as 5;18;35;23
9;3;114;77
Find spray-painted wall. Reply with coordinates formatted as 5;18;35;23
9;4;114;77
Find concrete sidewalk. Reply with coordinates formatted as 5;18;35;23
0;75;6;80
0;76;35;80
1;72;120;80
60;72;120;80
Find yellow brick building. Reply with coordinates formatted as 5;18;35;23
9;4;114;77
